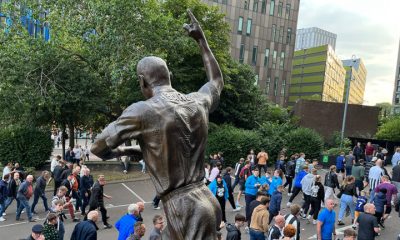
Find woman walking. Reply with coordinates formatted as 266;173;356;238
209;175;229;222
307;175;325;224
338;176;358;225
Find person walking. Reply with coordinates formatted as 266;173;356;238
373;175;398;227
232;158;244;190
31;171;51;214
70;210;99;240
392;147;400;166
223;167;240;211
324;165;340;204
115;203;140;240
344;151;355;176
352;142;363;162
352;159;365;193
307;175;325;225
284;155;296;196
352;190;367;229
300;168;317;219
337;176;358;225
287;165;308;207
16;175;37;222
237;160;251;208
365;142;375;162
356;203;380;240
209;175;229;222
336;152;345;176
88;175;112;229
269;185;283;224
249;197;270;240
368;159;384;202
53;160;66;196
149;215;164;240
317;199;336;240
4;171;21;214
80;168;92;216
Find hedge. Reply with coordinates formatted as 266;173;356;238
286;127;324;159
0;126;53;169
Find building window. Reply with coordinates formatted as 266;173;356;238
238;16;243;33
272;50;277;68
278;2;283;17
272;24;276;42
270;0;275;16
253;0;258;12
274;77;279;96
281;79;286;96
239;44;245;63
279;26;284;42
285;4;291;19
246;18;252;35
244;0;249;9
265;77;271;94
252;46;258;65
279;51;285;69
264;48;270;67
287;28;292;44
261;0;266;13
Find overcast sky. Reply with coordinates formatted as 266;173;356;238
297;0;400;105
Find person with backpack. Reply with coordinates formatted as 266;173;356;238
284;156;296;197
236;160;251;208
307;175;324;225
324;165;340;204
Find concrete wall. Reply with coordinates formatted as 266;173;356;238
292;99;379;140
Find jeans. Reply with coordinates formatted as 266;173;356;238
369;189;376;203
324;187;338;203
338;194;355;220
346;166;352;176
249;229;265;240
0;201;5;216
16;196;33;220
31;192;49;212
58;219;65;240
4;196;20;211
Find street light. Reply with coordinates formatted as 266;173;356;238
340;54;357;148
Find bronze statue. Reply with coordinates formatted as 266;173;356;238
91;10;224;239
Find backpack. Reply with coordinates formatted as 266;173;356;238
239;167;249;179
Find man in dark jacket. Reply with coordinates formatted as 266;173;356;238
223;167;240;212
16;175;37;222
31;171;51;214
89;175;112;228
80;168;92;215
70;210;99;240
225;214;245;240
53;160;66;196
0;174;9;221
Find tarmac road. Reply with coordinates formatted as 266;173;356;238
1;174;399;239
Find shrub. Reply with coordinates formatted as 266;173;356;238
376;116;400;142
207;124;262;167
0;126;53;169
285;127;324;159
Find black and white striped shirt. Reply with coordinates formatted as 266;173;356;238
368;166;383;190
284;214;300;240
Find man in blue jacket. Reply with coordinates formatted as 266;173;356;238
115;203;141;240
245;168;261;225
269;185;284;223
71;210;99;240
287;165;308;207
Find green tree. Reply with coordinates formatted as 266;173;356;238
285;127;324;159
376;116;400;142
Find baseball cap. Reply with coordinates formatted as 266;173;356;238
32;224;44;234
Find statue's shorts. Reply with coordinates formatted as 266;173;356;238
161;181;221;240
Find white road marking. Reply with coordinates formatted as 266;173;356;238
121;183;152;204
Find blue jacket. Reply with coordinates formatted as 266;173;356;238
374;192;387;213
17;180;31;200
70;220;98;240
0;180;8;203
294;170;307;188
115;214;139;240
336;156;345;170
209;179;229;200
269;191;282;214
245;175;261;196
268;177;283;196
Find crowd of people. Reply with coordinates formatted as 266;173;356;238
1;143;400;239
205;145;400;240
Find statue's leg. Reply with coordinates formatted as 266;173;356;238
162;183;221;240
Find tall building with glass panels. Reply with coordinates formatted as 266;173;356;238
342;58;367;105
288;44;346;106
201;0;300;106
393;40;400;114
295;27;337;50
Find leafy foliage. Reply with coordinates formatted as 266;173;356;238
285;127;324;159
0;126;53;169
376;116;400;142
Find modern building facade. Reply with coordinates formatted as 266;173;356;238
295;27;337;50
201;0;300;106
393;40;400;114
342;58;367;105
288;44;346;106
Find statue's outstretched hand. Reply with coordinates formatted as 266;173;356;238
183;9;205;42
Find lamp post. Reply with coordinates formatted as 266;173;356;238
340;54;357;148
